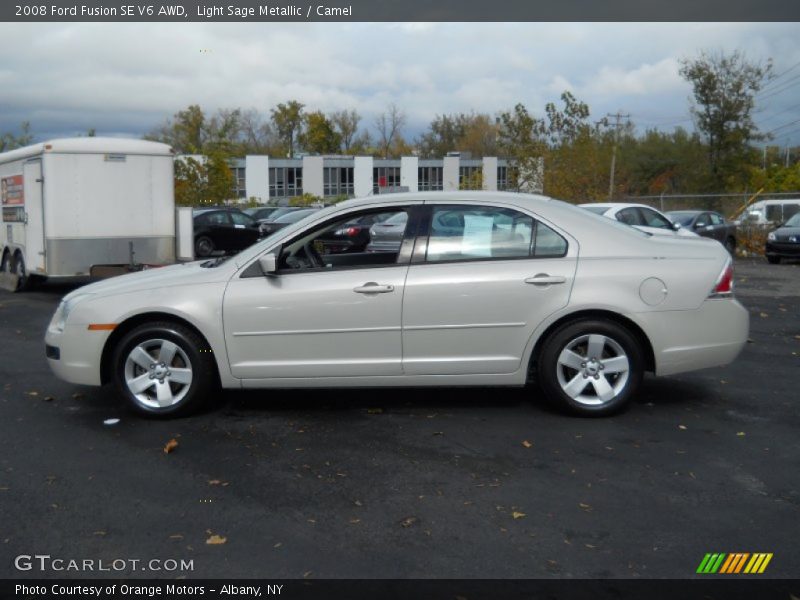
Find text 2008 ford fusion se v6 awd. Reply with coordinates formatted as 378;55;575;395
45;192;749;418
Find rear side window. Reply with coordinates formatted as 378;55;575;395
425;205;566;262
639;208;673;229
709;213;724;225
616;208;642;226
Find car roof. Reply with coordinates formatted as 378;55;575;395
578;202;653;210
667;210;703;215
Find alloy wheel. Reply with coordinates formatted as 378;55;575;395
555;334;630;406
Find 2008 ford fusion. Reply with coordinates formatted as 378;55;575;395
45;192;749;417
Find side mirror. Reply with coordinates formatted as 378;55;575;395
673;222;682;231
258;253;278;275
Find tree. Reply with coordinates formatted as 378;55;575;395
146;104;206;153
0;122;33;152
300;111;341;154
679;50;773;190
270;100;305;157
497;103;546;193
173;152;235;206
374;104;407;158
331;110;361;153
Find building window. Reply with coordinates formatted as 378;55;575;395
323;167;355;197
373;167;401;194
497;166;508;191
418;166;443;192
269;167;303;199
231;167;246;198
459;166;482;190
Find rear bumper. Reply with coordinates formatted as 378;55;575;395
635;298;749;377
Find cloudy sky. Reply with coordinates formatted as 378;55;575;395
1;22;799;146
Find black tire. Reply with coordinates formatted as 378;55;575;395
12;252;30;292
766;255;780;264
536;318;644;417
195;236;215;258
112;321;217;418
724;237;736;255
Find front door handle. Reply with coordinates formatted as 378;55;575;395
525;274;566;285
354;282;395;294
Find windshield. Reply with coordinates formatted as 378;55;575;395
667;212;696;226
784;212;800;227
581;206;608;215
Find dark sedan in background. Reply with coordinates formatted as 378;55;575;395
667;210;737;253
317;212;395;254
193;208;262;257
766;212;800;264
259;208;319;236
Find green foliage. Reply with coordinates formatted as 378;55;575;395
418;113;499;158
679;50;773;190
300;111;341;154
288;193;322;207
174;152;235;207
0;121;33;152
331;110;361;153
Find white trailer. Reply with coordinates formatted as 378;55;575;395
0;137;175;291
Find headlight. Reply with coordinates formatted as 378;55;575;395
767;232;776;241
51;294;92;333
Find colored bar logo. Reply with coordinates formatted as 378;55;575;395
696;553;773;574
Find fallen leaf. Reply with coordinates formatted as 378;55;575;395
579;503;592;512
273;542;282;548
522;440;533;448
44;396;55;402
759;312;768;318
205;534;226;545
72;392;84;399
400;516;418;528
349;518;361;524
26;391;38;397
93;531;106;536
736;431;746;437
303;571;313;579
512;511;526;519
432;431;443;436
103;418;120;426
163;439;179;454
367;408;383;414
678;425;687;430
169;534;184;540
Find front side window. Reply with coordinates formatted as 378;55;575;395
425;205;566;263
616;208;642;226
639;208;673;229
709;213;724;225
277;208;411;272
230;212;256;227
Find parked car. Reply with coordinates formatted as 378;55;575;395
45;192;748;419
366;211;410;253
667;210;737;253
765;212;800;264
743;199;800;225
317;212;395;254
193;208;262;257
256;206;308;225
580;203;698;238
258;208;319;236
244;206;281;221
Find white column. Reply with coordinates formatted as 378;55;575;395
400;156;419;192
482;157;498;191
443;156;460;191
353;156;374;197
245;155;269;203
302;156;324;198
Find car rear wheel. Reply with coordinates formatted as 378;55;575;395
112;322;217;417
766;256;781;264
12;252;30;292
537;319;644;416
195;236;215;258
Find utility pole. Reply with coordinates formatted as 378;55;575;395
607;111;630;201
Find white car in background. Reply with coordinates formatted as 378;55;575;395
45;192;747;419
580;203;699;238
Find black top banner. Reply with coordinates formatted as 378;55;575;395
4;0;800;22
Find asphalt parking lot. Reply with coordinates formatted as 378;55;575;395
0;258;798;580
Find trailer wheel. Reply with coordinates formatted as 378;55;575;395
195;236;215;257
12;252;30;292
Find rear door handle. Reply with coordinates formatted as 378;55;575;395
525;274;566;285
354;282;395;294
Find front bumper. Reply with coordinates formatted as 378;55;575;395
45;324;109;386
635;298;749;377
766;241;800;258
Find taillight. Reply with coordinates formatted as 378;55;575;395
335;227;360;237
709;260;734;297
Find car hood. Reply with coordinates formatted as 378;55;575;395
62;261;233;302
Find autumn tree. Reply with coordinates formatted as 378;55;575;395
0;122;33;152
679;50;773;190
331;110;361;153
300;111;341;154
270;100;305;157
374;103;407;158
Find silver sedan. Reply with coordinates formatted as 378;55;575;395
45;192;748;418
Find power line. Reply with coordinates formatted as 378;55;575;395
757;73;800;102
758;59;800;93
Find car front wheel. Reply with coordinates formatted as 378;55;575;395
112;322;216;417
537;319;644;416
195;236;215;257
